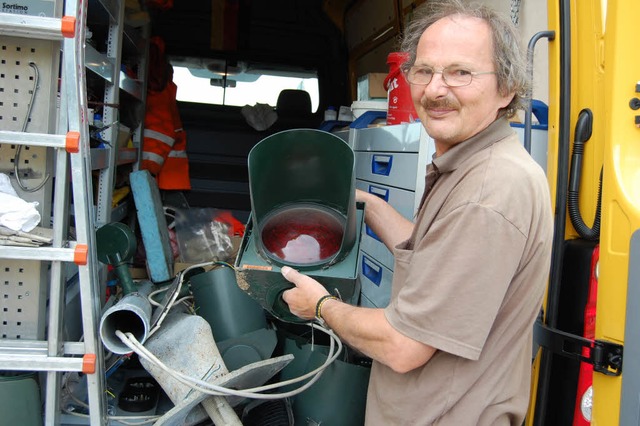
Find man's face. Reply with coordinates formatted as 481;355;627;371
410;15;514;156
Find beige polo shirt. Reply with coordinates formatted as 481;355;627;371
365;118;553;425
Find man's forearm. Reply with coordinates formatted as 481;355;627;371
279;264;435;373
320;299;436;374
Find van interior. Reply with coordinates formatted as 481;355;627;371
140;0;430;220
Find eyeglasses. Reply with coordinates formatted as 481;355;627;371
405;65;497;87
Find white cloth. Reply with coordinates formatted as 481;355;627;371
0;173;41;232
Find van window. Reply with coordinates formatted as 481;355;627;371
172;65;320;112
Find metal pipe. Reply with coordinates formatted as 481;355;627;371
99;281;153;354
524;30;555;154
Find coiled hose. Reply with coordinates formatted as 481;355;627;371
567;108;602;241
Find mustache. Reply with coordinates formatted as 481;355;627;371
420;97;459;110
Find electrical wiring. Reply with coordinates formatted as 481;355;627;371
62;372;160;425
147;284;172;308
113;258;344;409
108;417;159;426
61;407;160;426
174;295;194;306
163;206;176;230
147;286;193;308
115;321;343;400
107;417;159;426
105;354;130;378
147;260;235;336
15;61;51;192
65;385;89;409
117;326;340;399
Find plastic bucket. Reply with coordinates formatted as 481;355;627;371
384;52;418;125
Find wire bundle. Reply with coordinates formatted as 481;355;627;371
114;260;344;400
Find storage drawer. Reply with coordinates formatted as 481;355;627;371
353;122;424;153
359;252;393;308
359;292;377;309
356;180;416;218
356;180;416;271
355;151;419;190
360;233;394;271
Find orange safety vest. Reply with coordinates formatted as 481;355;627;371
140;38;190;190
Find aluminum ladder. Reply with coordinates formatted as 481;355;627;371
0;0;107;424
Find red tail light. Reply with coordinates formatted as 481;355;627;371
573;245;599;425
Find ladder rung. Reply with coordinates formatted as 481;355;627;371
0;13;75;40
0;130;65;149
0;340;86;357
0;130;81;152
0;354;86;372
0;341;94;373
0;244;87;264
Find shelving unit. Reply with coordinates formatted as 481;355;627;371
0;0;147;424
86;0;148;227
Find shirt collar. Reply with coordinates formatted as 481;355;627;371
431;117;514;175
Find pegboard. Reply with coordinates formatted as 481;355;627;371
0;36;59;341
0;260;48;340
0;36;56;207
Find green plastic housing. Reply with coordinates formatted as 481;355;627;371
236;129;363;322
247;128;358;268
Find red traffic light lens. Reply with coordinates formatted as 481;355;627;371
261;205;344;265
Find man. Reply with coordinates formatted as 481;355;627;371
281;0;553;424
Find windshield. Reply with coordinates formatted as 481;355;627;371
172;65;319;112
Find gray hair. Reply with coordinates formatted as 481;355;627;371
400;0;530;117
